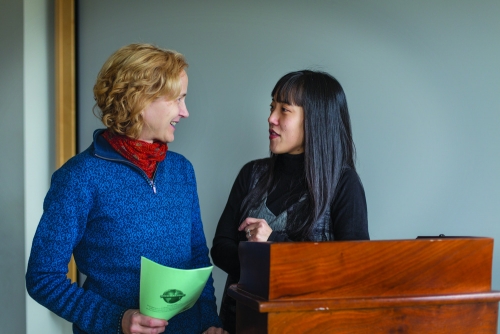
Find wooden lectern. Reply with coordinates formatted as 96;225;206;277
228;238;500;333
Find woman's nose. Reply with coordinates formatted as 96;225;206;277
180;103;189;118
268;109;278;125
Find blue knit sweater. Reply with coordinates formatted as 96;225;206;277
26;129;221;333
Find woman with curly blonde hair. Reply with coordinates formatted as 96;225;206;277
26;44;226;334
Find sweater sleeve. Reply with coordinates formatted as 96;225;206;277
210;162;253;281
186;162;222;330
25;163;127;334
330;169;370;240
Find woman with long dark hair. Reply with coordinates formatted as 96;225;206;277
211;70;370;332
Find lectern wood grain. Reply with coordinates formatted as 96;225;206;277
237;302;499;333
239;239;493;300
229;238;500;333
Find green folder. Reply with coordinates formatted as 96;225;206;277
140;256;213;320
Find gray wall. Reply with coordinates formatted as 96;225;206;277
0;0;26;331
1;0;72;332
77;0;500;315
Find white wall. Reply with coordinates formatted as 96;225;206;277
0;0;71;332
0;0;26;330
23;0;72;332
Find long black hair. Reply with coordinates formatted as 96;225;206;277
241;70;356;240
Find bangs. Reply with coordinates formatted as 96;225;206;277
271;74;305;107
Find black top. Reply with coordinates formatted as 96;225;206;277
211;153;369;280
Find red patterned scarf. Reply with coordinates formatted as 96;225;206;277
102;130;167;179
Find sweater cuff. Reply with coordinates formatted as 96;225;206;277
117;308;127;334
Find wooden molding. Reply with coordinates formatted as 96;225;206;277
55;0;77;283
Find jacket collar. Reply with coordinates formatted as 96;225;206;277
92;129;127;162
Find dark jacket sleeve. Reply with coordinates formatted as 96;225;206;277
210;162;254;280
330;168;370;240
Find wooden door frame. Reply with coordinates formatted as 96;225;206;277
55;0;77;282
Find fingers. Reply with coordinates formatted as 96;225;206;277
239;218;273;242
122;309;168;334
246;228;253;239
238;218;259;241
238;217;262;231
137;314;168;329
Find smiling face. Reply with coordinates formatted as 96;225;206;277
268;99;305;155
138;70;189;143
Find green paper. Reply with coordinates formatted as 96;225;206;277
140;256;213;321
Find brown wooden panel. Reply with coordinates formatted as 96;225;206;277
55;0;76;168
238;238;494;301
234;238;499;333
55;0;77;283
265;302;498;334
228;285;500;314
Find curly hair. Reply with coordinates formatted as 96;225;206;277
93;43;188;138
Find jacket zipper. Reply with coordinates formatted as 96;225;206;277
94;153;158;194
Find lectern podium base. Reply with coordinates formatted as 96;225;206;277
230;286;500;333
